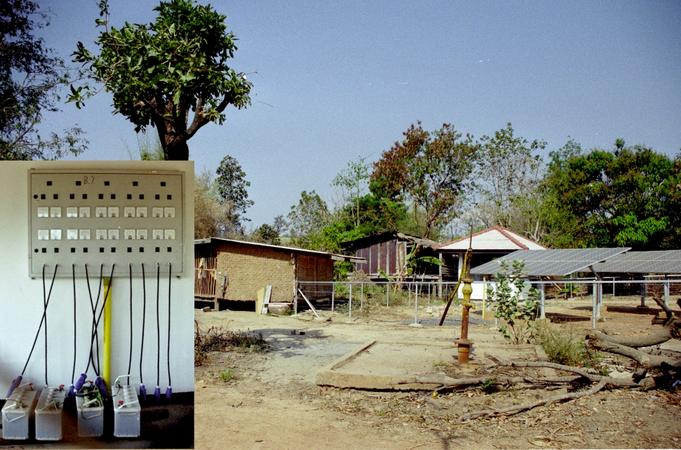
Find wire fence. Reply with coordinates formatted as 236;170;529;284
295;277;681;329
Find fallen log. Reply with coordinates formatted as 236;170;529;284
590;329;672;348
405;375;583;391
503;360;639;387
587;335;681;369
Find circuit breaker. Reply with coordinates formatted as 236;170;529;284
28;169;184;277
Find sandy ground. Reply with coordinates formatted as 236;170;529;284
194;298;681;449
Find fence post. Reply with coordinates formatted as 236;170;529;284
664;277;670;307
640;282;646;307
413;282;419;326
597;282;603;319
331;282;335;313
591;282;597;329
360;282;364;311
386;281;390;307
348;282;353;321
539;283;546;320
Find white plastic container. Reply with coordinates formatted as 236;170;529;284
35;386;67;441
2;385;39;440
75;394;104;437
112;384;141;438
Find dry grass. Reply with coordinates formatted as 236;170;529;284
195;323;268;366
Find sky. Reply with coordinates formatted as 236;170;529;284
35;0;681;228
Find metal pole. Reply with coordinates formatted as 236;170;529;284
360;282;364;311
413;283;419;325
348;283;353;321
596;282;603;320
591;282;597;329
640;281;646;307
331;282;335;313
386;281;390;307
664;277;670;307
539;283;546;319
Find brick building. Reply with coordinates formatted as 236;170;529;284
194;237;353;309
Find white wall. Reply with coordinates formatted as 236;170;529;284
0;161;194;397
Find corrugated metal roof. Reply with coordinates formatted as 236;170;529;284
591;250;681;274
194;237;363;262
470;247;630;277
438;226;546;251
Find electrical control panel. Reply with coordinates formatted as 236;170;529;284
28;169;184;277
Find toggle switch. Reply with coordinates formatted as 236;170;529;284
136;229;147;240
124;207;135;218
108;229;120;240
50;207;61;218
79;229;91;240
124;229;135;240
66;207;78;218
37;207;49;218
95;207;107;218
164;229;175;240
38;229;49;240
152;207;163;218
136;207;147;218
152;229;163;240
164;207;175;218
50;229;62;240
67;229;78;240
108;207;119;218
79;207;91;218
95;229;107;240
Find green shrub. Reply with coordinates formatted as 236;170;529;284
536;323;603;369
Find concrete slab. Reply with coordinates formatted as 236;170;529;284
316;340;543;390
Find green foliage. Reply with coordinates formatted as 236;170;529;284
218;369;236;382
535;323;604;369
332;157;370;228
371;122;478;238
193;170;231;238
251;223;280;245
214;154;253;233
1;0;87;160
71;0;251;160
542;140;680;249
287;190;331;249
475;123;545;236
487;260;539;344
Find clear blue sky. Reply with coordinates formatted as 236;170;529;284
36;0;681;228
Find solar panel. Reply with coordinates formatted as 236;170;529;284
470;247;630;277
591;250;681;274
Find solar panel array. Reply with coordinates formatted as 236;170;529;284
591;250;681;274
470;247;630;277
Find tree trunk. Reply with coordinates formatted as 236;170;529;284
163;136;189;160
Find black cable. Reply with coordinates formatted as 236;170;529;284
128;264;133;385
20;264;58;377
83;264;101;374
43;265;48;385
92;265;104;375
71;264;77;385
155;263;160;388
166;263;172;387
139;263;146;384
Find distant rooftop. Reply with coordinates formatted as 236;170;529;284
438;226;545;252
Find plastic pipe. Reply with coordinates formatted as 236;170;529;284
103;277;112;391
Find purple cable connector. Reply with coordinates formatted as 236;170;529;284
67;384;76;397
153;385;161;401
165;386;172;400
139;383;147;400
6;376;22;397
74;373;87;391
94;376;107;399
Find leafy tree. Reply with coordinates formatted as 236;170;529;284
287;190;331;249
272;214;287;236
1;0;86;160
194;170;231;238
332;157;370;227
371;122;477;238
475;123;545;236
251;223;280;245
487;260;539;344
214;154;253;234
543;140;680;249
71;0;251;160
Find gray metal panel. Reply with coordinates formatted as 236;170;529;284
591;250;681;274
470;248;630;277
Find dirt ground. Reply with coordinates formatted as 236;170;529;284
194;298;681;449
